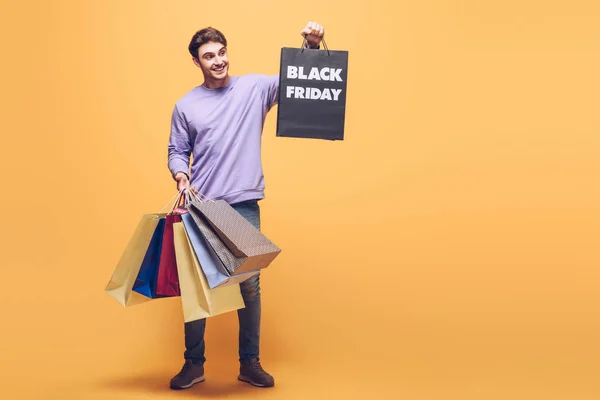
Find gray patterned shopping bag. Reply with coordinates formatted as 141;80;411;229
187;200;281;275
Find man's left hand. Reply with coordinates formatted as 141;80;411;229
300;21;324;48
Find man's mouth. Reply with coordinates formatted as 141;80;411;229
213;65;227;73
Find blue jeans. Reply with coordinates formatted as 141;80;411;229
184;199;262;364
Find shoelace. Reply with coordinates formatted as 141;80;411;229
177;362;192;377
248;360;265;373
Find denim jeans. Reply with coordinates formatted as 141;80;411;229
184;199;262;364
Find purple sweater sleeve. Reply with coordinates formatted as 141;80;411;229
257;74;279;109
167;104;191;178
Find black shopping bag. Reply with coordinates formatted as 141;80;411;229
276;40;348;141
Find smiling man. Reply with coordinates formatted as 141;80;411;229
167;21;324;390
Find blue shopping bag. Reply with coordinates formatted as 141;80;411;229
133;218;166;298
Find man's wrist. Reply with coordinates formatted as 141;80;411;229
303;41;320;50
174;171;189;181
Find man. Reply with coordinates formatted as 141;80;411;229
167;21;324;390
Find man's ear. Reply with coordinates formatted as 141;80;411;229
192;57;201;68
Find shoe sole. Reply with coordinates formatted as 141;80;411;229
170;376;205;390
238;374;274;388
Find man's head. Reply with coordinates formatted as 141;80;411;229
189;27;229;84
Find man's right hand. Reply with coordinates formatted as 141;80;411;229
300;21;324;49
175;172;190;192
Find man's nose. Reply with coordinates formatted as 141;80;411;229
215;56;223;65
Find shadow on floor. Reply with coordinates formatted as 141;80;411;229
96;372;270;398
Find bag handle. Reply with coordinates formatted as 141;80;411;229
184;188;213;206
301;34;330;56
159;190;183;214
160;188;215;215
170;190;187;214
172;190;188;214
158;189;187;214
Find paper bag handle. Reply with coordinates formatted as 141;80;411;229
184;188;213;206
158;189;187;215
301;35;330;56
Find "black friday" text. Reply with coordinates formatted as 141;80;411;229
285;66;344;101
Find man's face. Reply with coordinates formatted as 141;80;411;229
194;41;229;81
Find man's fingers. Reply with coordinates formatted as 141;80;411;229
301;21;324;40
302;22;311;35
309;22;323;37
308;22;315;34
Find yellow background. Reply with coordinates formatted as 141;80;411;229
1;1;599;399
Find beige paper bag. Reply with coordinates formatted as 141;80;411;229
105;214;165;306
173;222;245;322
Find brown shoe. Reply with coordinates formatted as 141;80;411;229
238;358;275;387
170;360;205;390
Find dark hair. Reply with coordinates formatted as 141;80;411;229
188;27;227;59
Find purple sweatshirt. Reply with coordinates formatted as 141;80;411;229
168;74;279;204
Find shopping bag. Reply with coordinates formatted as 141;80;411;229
181;212;259;289
173;222;245;322
276;39;348;140
105;214;165;306
154;192;189;297
155;214;182;296
188;200;281;275
132;218;166;298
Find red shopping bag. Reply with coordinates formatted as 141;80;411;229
155;192;188;296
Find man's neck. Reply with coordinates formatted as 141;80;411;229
202;75;231;89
